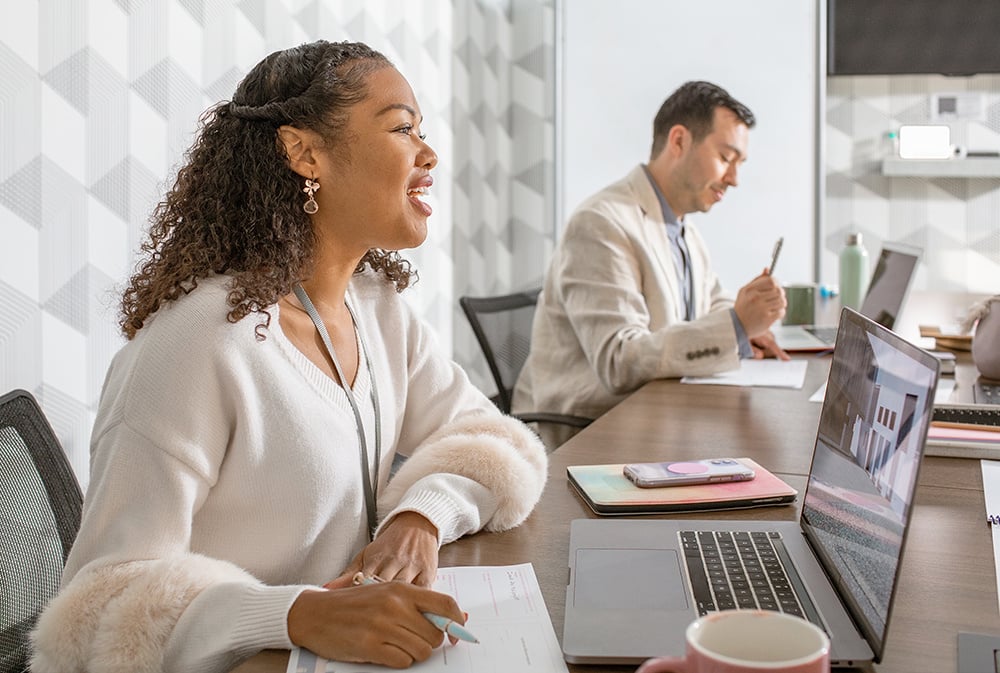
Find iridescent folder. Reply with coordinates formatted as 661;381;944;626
567;458;796;515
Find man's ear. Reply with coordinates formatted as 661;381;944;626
667;124;690;156
277;125;318;178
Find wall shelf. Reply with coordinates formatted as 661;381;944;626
881;157;1000;178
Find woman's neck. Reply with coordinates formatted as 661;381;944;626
297;244;364;312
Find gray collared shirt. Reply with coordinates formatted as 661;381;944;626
642;166;752;357
643;166;693;319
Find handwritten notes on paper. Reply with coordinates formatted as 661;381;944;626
287;563;568;673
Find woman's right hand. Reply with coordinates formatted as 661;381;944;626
286;581;466;668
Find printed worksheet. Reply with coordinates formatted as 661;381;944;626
286;563;569;673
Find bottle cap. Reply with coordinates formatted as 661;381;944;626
846;232;863;246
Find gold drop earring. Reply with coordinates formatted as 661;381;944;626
303;177;320;214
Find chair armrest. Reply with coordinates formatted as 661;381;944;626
513;412;593;428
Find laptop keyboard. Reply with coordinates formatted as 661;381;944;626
973;380;1000;405
681;530;822;625
803;326;838;345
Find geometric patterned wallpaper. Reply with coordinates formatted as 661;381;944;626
450;0;557;391
824;74;1000;295
0;0;556;490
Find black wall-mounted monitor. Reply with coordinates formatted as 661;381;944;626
828;0;1000;76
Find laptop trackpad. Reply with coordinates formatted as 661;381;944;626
574;548;689;611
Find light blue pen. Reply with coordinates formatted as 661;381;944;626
352;572;480;644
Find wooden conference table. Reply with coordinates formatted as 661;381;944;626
237;356;997;673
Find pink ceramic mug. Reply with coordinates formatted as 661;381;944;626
635;610;830;673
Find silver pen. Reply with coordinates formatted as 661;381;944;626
768;236;784;275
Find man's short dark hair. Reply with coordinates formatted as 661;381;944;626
650;81;755;158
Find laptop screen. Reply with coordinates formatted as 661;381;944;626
859;243;921;329
800;308;939;660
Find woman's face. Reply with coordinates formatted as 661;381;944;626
315;66;438;256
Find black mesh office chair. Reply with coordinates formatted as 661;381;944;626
0;389;82;673
459;288;592;430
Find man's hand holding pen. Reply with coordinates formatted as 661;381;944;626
733;236;790;360
735;271;787;338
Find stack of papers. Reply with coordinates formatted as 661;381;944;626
926;405;1000;459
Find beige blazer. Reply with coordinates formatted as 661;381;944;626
513;165;742;420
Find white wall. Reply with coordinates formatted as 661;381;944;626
558;0;821;292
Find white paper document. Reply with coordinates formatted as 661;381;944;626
934;377;957;403
286;563;568;673
982;460;1000;613
809;382;827;403
681;359;808;389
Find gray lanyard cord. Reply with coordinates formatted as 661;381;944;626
293;284;382;541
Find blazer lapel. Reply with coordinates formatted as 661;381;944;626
626;166;685;321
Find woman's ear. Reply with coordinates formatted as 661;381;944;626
278;125;318;179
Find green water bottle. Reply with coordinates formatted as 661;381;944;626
839;232;869;311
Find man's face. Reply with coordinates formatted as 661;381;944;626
674;106;749;216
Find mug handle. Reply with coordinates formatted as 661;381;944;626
635;656;688;673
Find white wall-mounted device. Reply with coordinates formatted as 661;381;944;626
898;125;953;159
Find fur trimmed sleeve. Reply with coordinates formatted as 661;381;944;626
378;413;548;532
30;554;256;673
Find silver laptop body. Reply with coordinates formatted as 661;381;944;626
564;308;940;667
773;241;922;352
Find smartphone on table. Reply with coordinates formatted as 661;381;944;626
622;458;755;488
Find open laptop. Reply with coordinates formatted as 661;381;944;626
773;242;922;352
563;308;940;667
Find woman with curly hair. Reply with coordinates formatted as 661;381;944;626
31;40;547;672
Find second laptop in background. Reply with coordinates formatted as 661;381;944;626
773;241;922;352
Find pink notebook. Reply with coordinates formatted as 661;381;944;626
567;457;797;516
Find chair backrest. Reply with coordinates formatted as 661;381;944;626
0;389;82;673
459;288;541;414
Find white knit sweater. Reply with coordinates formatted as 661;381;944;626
30;272;547;673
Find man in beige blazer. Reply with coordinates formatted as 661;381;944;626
513;81;788;432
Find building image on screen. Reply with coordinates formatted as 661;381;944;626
802;319;936;640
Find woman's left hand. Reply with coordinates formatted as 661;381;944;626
326;511;441;589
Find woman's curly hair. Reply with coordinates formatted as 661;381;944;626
119;40;418;340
